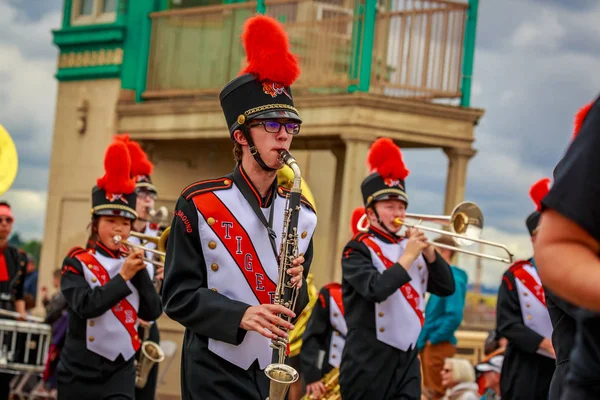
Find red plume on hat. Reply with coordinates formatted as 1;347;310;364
240;14;300;86
96;141;136;195
529;178;551;212
572;102;593;140
367;138;410;181
351;206;366;235
113;134;154;178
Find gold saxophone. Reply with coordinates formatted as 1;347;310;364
300;368;341;400
264;150;304;400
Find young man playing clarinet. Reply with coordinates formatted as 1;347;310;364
161;14;317;400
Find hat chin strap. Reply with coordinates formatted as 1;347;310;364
241;126;277;172
371;205;399;239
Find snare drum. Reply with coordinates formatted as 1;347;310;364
0;318;52;374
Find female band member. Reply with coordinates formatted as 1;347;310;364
57;140;162;400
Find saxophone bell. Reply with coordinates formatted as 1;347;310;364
135;339;165;389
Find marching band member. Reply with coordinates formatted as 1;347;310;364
57;141;162;400
161;14;317;400
300;208;363;399
0;200;28;399
536;97;600;399
114;135;164;400
339;138;455;400
495;178;555;400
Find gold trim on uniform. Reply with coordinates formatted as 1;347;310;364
370;188;408;202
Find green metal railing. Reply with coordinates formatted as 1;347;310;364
143;0;474;103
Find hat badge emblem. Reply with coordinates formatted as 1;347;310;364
262;81;292;99
383;178;403;188
105;193;128;204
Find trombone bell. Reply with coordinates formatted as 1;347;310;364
265;363;299;400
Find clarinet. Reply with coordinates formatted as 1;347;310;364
264;150;302;400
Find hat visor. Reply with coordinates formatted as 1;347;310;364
250;110;302;123
94;208;137;221
136;182;158;194
371;192;409;206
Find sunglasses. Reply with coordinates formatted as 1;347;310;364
249;120;301;135
0;217;13;224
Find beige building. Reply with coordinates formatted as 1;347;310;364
39;0;483;398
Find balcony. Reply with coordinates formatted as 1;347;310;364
142;0;470;102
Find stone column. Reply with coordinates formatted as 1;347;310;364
442;147;476;215
329;138;372;282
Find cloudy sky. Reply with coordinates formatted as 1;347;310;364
1;0;599;286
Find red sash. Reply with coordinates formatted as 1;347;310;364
327;284;345;315
513;265;546;306
76;252;141;351
361;237;424;326
193;192;277;305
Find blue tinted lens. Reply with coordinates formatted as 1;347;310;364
264;121;281;132
285;123;300;135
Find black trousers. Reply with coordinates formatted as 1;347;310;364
57;356;136;400
135;322;160;400
562;310;600;399
340;330;421;400
549;362;569;400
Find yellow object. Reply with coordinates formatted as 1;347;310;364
0;124;18;197
287;272;319;358
300;367;341;400
277;165;317;212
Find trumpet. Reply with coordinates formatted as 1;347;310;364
112;228;169;268
357;201;514;264
148;206;171;227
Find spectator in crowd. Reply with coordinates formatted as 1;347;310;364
440;357;480;400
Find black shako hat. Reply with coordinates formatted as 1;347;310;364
219;14;302;137
91;140;137;220
361;138;410;209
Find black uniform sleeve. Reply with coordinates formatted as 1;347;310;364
300;287;330;384
162;195;251;345
496;270;544;353
130;268;163;321
11;249;27;301
44;293;68;325
546;288;578;319
60;256;133;319
542;97;600;243
341;240;411;303
425;251;455;296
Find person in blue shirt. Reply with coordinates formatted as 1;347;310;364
417;235;468;400
23;253;38;306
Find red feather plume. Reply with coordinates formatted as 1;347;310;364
367;138;410;180
351;206;366;235
572;102;593;140
113;134;154;177
240;15;300;86
97;141;136;195
529;178;551;211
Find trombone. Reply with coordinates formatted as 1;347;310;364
357;201;514;264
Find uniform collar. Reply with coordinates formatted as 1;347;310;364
369;226;402;244
529;257;537;269
233;164;277;208
95;241;121;259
